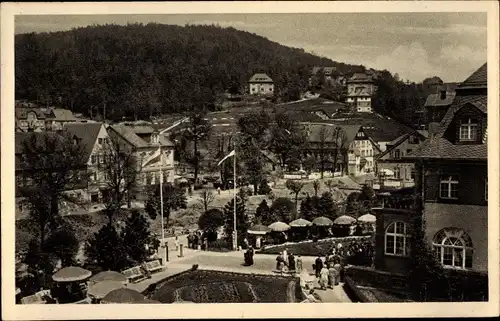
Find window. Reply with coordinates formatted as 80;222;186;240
394;150;400;159
269;88;273;91
91;155;97;164
459;118;478;141
406;149;412;155
410;169;416;180
408;135;419;144
440;175;458;199
90;193;99;203
385;222;410;256
394;167;400;179
433;228;473;269
261;87;264;91
98;138;103;145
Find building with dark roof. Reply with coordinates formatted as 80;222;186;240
248;73;274;96
15;106;79;132
408;63;488;274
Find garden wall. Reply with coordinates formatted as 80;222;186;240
344;265;410;293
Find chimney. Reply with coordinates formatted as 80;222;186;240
428;122;440;138
440;90;447;100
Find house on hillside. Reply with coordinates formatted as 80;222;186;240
107;124;175;199
248;73;274;96
15;106;79;132
346;73;376;113
408;63;488;275
374;130;428;190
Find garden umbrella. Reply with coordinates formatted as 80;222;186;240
358;214;376;223
52;266;92;283
101;288;145;304
289;218;312;228
247;224;271;235
312;216;334;226
268;221;291;232
88;280;125;299
333;215;357;225
89;271;128;285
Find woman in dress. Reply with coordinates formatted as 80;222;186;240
319;265;329;290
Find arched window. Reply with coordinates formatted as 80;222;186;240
433;228;473;269
385;221;410;256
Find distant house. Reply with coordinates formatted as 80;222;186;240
346;73;376;113
248;73;274;95
375;130;428;190
15;106;78;132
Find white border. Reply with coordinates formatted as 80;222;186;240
2;1;499;319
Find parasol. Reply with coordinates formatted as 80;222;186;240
89;271;128;285
268;221;291;232
247;224;271;235
101;288;145;304
312;216;334;226
333;215;357;225
52;266;92;283
289;218;312;228
88;280;125;299
358;213;376;223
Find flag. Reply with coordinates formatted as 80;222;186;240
142;146;162;168
217;150;235;166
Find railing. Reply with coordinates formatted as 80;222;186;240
379;196;415;210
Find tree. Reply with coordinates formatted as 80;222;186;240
43;227;80;267
17;132;88;248
198;189;216;212
223;196;249;247
182;111;212;182
255;199;270;225
269;112;306;169
269;198;295;224
312;180;321;197
100;135;141;224
318;191;337;220
258;178;272;195
144;183;187;228
198;208;225;242
285;179;305;218
237;109;271;147
122;210;153;264
300;195;321;221
85;224;129;271
330;126;348;176
345;191;362;217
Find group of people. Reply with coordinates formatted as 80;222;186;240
275;249;303;274
344;239;374;266
187;230;204;249
243;246;255;266
314;243;345;290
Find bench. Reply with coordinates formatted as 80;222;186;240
21;290;51;304
145;260;163;274
121;266;147;283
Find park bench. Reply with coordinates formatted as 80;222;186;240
21;290;51;304
145;260;164;274
121;266;147;283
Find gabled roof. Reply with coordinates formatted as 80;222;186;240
63;122;104;162
347;73;373;83
15;108;47;120
424;92;456;107
52;108;77;121
130;125;156;135
305;123;361;147
376;131;427;160
109;125;149;148
457;63;487;89
248;73;273;83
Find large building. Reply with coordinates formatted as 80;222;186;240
15;105;79;132
248;73;274;96
409;63;488;273
346;73;376;113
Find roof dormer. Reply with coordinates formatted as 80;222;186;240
444;103;486;145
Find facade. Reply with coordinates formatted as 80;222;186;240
16;106;78;132
375;130;428;189
409;63;488;273
107;124;175;198
346;73;375;113
248;73;274;95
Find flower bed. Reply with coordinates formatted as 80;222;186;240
148;269;304;303
257;235;371;257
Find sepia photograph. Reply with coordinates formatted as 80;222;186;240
1;1;499;319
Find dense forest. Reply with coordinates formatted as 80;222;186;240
15;23;366;120
15;23;441;126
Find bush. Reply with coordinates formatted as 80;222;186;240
258;179;272;195
198;209;225;235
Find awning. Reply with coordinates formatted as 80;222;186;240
52;267;92;283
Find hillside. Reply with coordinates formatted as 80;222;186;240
15;23;367;121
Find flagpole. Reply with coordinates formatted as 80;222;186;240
233;149;237;251
159;145;166;266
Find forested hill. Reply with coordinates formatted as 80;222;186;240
15;23;366;120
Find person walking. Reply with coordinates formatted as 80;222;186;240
334;263;341;285
288;252;296;273
217;186;221;195
276;252;285;274
328;263;336;289
248;246;254;266
282;248;288;267
296;255;303;273
319;265;329;290
314;256;323;278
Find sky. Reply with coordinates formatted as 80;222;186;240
15;13;487;83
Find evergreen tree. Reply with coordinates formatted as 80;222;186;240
43;228;80;267
85;224;129;271
223;196;249;247
257;178;272;195
318;191;337;220
198;208;225;238
269;197;295;223
255;199;270;225
122;210;152;264
144;183;187;227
